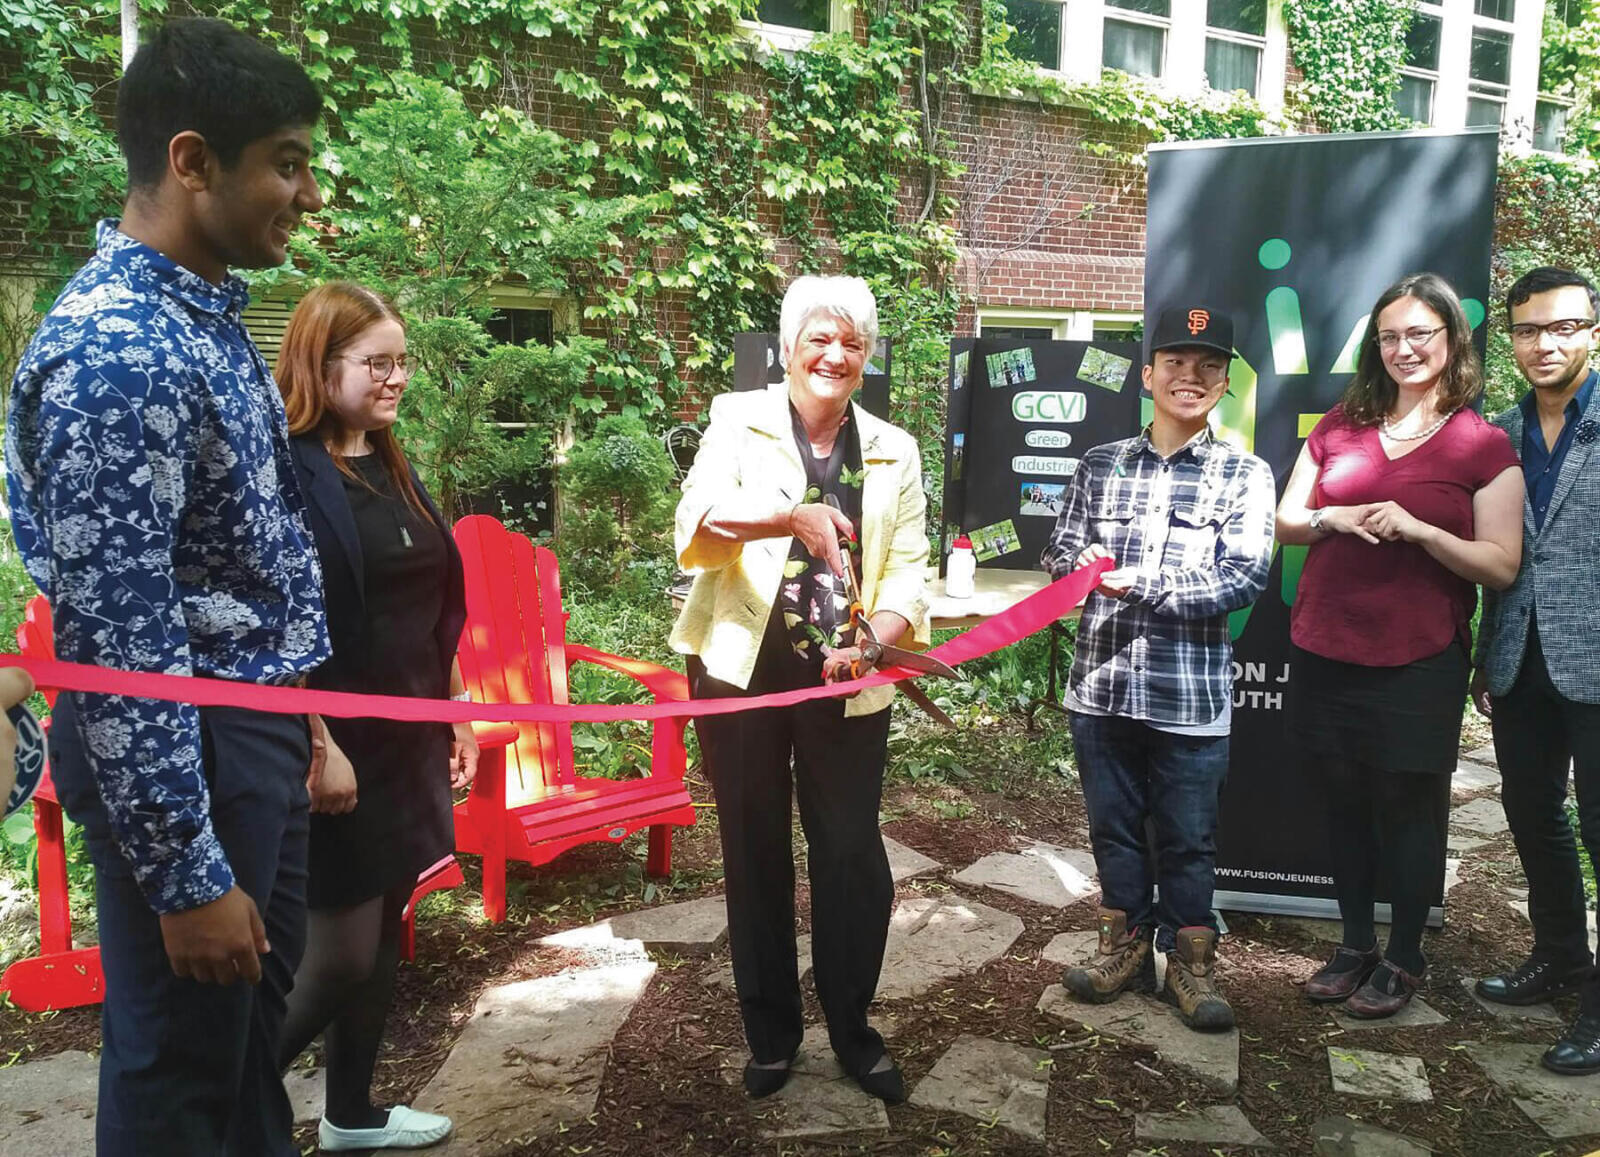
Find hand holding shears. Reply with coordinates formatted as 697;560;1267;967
820;497;959;725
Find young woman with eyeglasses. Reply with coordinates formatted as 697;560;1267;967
1274;272;1524;1019
271;281;476;1151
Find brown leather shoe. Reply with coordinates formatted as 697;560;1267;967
1064;907;1155;1004
1342;959;1424;1019
1161;926;1235;1032
1304;943;1381;1003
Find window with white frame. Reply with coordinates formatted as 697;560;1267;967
1466;0;1515;127
1533;99;1570;152
1205;0;1267;96
1396;5;1442;124
977;309;1074;340
1103;0;1170;78
739;0;849;53
977;308;1143;344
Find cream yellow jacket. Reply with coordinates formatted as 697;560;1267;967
669;383;930;717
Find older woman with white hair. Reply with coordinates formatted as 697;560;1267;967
671;275;929;1103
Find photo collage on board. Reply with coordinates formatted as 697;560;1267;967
942;336;1144;572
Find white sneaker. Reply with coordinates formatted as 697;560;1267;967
318;1105;453;1151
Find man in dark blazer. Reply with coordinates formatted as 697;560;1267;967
1473;266;1600;1075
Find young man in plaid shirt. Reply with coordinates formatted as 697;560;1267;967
1041;306;1275;1031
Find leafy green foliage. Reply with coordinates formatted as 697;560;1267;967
558;414;676;593
0;0;123;272
1540;0;1600;157
1486;153;1600;412
300;78;622;516
1285;0;1416;134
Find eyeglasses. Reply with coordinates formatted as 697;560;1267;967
1508;318;1597;345
331;353;412;382
1376;326;1446;352
331;353;411;382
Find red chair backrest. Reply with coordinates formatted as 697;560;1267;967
15;595;58;710
452;515;576;795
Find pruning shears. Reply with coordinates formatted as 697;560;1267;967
823;497;959;727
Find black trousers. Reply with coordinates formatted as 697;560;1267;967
689;654;894;1078
49;697;310;1157
1492;626;1600;1010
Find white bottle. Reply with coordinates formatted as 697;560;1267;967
946;535;976;599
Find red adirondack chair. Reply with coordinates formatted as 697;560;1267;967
0;595;507;1011
451;515;698;922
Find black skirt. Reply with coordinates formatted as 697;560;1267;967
1289;641;1469;775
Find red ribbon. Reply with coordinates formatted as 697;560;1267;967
0;561;1107;724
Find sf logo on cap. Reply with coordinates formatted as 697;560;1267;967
1187;309;1211;335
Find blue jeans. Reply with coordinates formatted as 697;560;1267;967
1069;712;1229;948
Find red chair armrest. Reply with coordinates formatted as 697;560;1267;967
565;644;689;701
471;721;520;749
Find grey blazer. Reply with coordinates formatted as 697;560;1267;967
1476;381;1600;702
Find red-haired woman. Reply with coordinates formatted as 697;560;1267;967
273;281;476;1152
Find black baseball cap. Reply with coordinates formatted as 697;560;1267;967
1147;305;1235;361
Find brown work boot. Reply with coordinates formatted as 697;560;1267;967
1063;907;1155;1004
1161;926;1235;1032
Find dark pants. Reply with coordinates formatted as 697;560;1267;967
49;697;310;1157
1069;711;1229;946
1493;627;1600;1010
689;657;894;1078
1317;758;1447;975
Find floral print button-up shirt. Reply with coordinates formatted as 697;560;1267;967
6;220;330;914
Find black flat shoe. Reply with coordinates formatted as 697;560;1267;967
743;1057;794;1098
1476;957;1589;1006
854;1057;906;1105
1543;1013;1600;1075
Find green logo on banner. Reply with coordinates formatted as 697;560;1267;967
1012;391;1086;423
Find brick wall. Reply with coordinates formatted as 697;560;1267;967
0;3;1153;369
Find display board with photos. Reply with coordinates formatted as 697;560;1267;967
942;338;1144;573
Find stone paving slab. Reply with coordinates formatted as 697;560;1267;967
1449;797;1509;836
952;841;1099;909
283;1066;326;1124
1038;984;1239;1094
1458;977;1562;1022
1501;901;1599;953
0;1049;98;1156
878;895;1024;1000
1330;996;1447;1032
1465;1043;1600;1139
1462;744;1498;768
883;834;941;882
1451;760;1500;793
414;961;656;1155
1327;1047;1432;1103
761;1027;890;1139
1466;1042;1600;1139
1447;833;1491;856
908;1034;1049;1141
1311;1114;1432;1155
1134;1103;1270;1148
541;895;727;958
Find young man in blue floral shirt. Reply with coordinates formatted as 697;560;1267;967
1041;306;1275;1032
5;20;330;1155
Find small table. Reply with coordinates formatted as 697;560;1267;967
927;567;1080;721
927;567;1051;630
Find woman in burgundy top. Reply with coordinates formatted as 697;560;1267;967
1276;272;1524;1018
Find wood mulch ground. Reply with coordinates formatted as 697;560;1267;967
2;713;1593;1156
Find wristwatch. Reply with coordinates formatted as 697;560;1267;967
1309;508;1328;533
